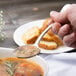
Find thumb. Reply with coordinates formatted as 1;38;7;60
50;11;66;23
50;4;71;24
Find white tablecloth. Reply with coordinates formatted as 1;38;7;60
40;53;76;76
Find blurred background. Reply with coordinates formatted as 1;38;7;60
0;0;76;25
0;0;76;48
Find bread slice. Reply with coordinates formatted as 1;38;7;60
39;40;58;50
42;33;54;41
40;18;53;32
47;29;54;36
52;35;63;46
22;26;40;44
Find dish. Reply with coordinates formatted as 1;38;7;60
0;58;44;76
19;18;63;50
0;47;48;76
13;19;74;53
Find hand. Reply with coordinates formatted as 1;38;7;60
50;4;76;48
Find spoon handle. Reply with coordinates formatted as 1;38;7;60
35;24;54;46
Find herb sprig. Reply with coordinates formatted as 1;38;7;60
5;61;17;76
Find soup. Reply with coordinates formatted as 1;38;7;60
0;57;44;76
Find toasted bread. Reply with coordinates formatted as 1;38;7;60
52;35;63;46
47;29;54;36
39;40;58;50
42;33;54;41
22;26;40;44
40;18;53;32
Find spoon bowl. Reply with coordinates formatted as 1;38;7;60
14;45;40;58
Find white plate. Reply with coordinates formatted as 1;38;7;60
0;47;48;76
13;20;74;54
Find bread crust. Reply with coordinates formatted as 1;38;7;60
40;18;53;32
52;35;63;46
22;26;40;44
42;33;54;41
39;41;58;50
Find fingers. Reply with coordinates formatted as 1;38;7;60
51;23;76;48
50;4;71;24
50;4;76;48
71;41;76;48
68;11;76;32
50;11;69;24
51;22;61;34
63;32;76;47
58;24;71;38
60;4;71;13
50;11;64;23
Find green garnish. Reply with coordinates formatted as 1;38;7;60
33;50;36;52
6;68;13;76
5;61;18;76
40;74;42;76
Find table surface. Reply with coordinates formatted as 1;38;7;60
0;1;76;52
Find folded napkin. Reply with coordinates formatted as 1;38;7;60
41;53;76;76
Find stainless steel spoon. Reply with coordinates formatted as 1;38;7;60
14;24;54;58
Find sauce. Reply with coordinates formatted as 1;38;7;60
0;58;44;76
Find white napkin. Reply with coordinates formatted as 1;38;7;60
41;53;76;76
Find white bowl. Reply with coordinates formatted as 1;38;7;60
0;47;48;76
